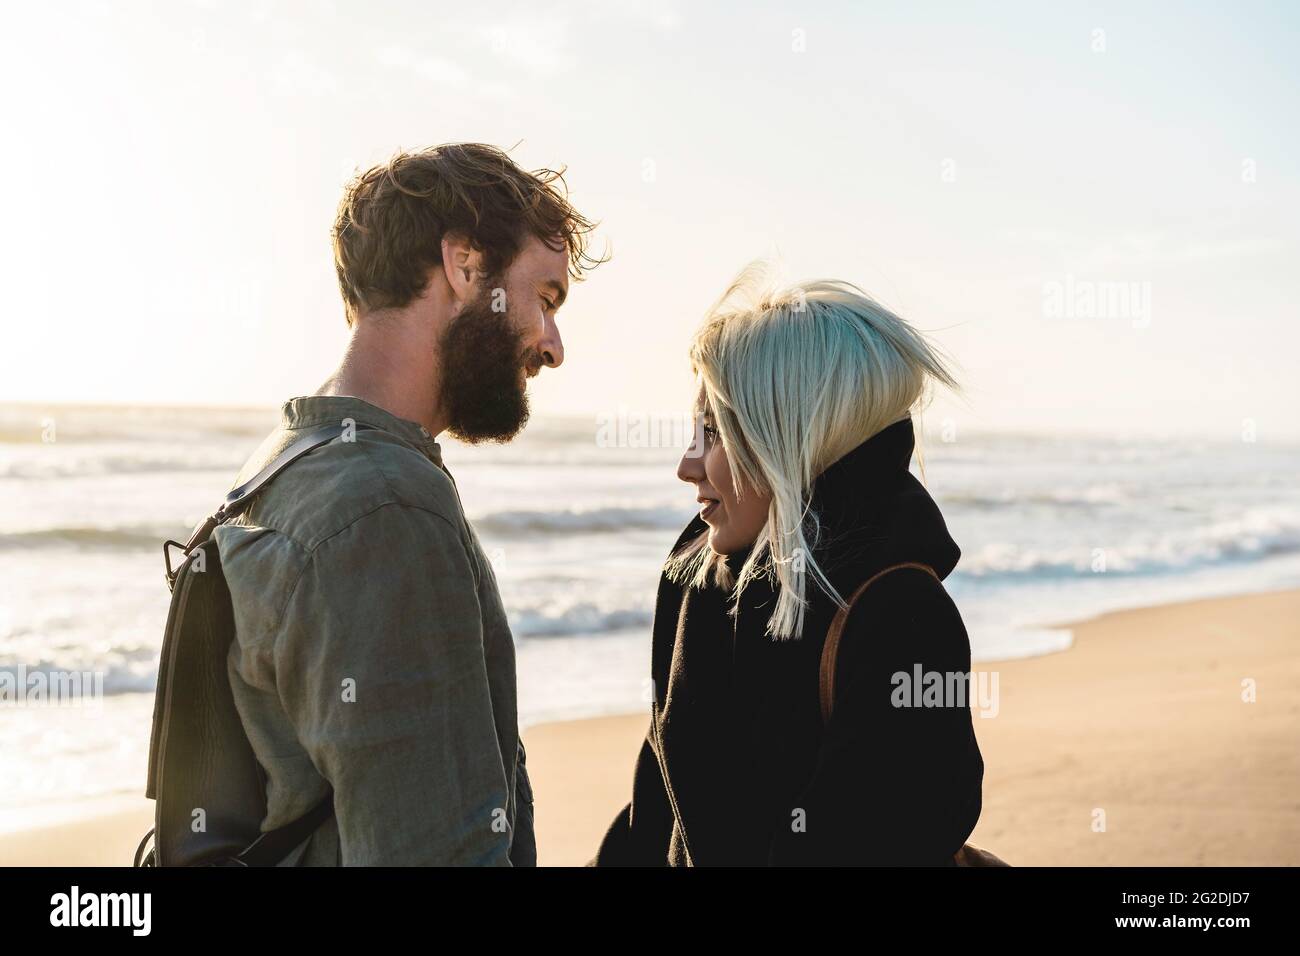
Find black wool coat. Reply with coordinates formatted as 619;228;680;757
594;417;984;866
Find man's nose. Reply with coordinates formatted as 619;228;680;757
539;317;564;368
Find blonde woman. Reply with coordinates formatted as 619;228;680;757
594;264;987;866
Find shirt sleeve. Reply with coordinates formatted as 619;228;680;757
272;501;514;866
508;738;537;866
767;580;984;866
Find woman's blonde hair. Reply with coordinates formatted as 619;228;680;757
667;261;958;640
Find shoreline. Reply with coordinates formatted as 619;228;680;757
3;587;1297;866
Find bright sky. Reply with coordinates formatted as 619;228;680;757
2;0;1298;439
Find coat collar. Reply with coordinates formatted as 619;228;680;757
810;416;917;507
805;415;960;591
719;415;960;591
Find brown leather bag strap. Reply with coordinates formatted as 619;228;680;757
818;562;940;726
815;563;1009;867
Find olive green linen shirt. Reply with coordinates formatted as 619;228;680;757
216;396;534;866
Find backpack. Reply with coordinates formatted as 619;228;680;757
133;422;366;866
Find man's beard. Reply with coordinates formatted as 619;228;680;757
438;283;539;444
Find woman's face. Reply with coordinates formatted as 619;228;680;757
677;408;772;554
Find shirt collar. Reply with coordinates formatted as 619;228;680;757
279;396;444;465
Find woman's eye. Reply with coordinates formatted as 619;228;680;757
702;424;719;440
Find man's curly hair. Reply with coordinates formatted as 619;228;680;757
332;143;605;325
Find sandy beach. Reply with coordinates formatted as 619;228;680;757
4;588;1297;867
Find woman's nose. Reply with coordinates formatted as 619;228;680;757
677;447;704;483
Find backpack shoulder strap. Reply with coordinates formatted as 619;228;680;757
164;422;371;585
234;790;336;867
818;562;940;726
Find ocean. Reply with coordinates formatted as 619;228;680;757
3;402;1299;823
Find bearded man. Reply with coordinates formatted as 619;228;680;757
217;143;602;865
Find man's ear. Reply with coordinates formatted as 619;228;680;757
441;233;483;306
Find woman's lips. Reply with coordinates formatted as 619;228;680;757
699;499;720;521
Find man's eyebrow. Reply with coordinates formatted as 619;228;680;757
542;279;567;308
